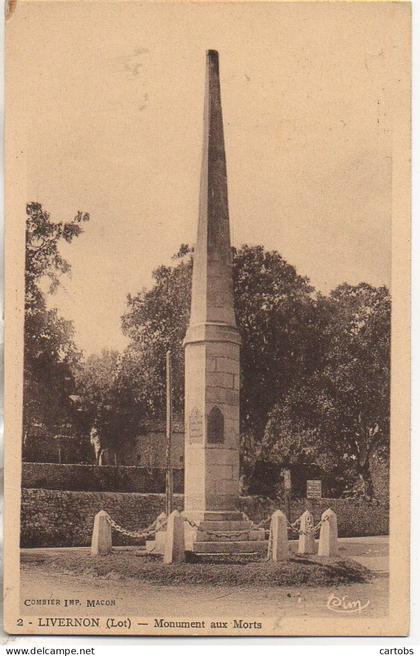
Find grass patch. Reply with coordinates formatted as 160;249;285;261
21;550;373;587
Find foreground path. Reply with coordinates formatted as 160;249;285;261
20;537;388;620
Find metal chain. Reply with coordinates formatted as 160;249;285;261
104;511;330;543
253;516;271;529
104;513;167;540
184;516;270;540
298;515;329;537
184;518;200;529
287;518;301;534
198;528;255;540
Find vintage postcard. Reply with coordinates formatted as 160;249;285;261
4;0;411;637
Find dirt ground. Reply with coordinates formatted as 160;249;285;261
20;536;388;620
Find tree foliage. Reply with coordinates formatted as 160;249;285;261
23;203;89;442
121;248;390;496
74;348;146;457
263;283;390;496
233;245;328;434
121;244;321;422
25;202;89;301
23;205;391;496
121;247;193;416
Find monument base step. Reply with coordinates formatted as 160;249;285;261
198;520;253;531
145;507;268;557
146;521;268;556
191;540;268;554
195;528;265;542
146;536;268;556
182;510;245;522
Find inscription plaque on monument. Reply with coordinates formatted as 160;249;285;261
189;407;203;444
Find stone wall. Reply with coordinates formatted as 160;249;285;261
21;489;388;548
21;489;185;547
239;496;389;538
369;452;390;501
22;463;184;493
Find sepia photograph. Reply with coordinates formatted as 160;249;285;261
3;0;411;637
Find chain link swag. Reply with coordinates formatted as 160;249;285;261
102;511;329;543
104;513;167;540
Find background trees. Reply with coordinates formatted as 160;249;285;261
23;203;89;449
121;244;324;423
74;349;146;459
121;245;193;417
23;206;390;498
263;283;390;497
121;248;390;496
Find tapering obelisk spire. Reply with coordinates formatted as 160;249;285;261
187;49;237;335
183;50;241;517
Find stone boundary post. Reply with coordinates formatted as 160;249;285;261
91;510;112;555
298;509;316;555
318;508;338;557
268;510;289;561
163;510;186;564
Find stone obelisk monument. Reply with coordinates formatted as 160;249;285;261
148;51;265;555
183;49;241;517
182;50;265;553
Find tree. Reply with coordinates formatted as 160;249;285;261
233;246;326;431
25;202;89;301
263;283;391;498
23;203;89;447
121;245;193;417
120;246;390;496
121;245;323;464
74;348;146;461
321;283;390;496
263;384;349;497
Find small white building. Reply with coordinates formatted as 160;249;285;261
123;415;185;469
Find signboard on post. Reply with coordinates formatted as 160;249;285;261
306;479;322;499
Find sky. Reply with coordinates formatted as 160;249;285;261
10;1;403;355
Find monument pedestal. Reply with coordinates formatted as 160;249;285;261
184;511;266;555
146;511;267;556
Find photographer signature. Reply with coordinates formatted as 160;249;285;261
327;593;370;614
